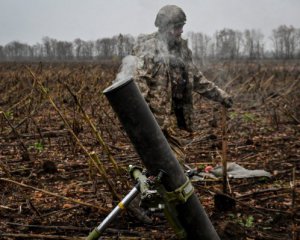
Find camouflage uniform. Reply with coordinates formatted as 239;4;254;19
131;32;231;132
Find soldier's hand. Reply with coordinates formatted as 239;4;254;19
222;97;233;108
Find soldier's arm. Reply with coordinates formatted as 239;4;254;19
132;62;151;100
131;42;151;100
132;57;169;129
191;65;232;108
183;41;232;108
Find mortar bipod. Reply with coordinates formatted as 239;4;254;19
86;183;139;240
86;165;191;240
130;165;188;239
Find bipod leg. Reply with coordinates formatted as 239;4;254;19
86;184;140;240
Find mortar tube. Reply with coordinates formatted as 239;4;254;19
103;78;220;240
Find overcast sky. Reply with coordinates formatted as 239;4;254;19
0;0;299;45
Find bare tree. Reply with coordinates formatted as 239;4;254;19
244;29;264;59
271;25;298;59
116;34;135;58
3;41;32;60
74;38;84;59
95;38;116;59
117;34;125;57
0;45;5;60
297;29;300;58
32;43;44;58
215;29;242;59
95;39;102;59
82;40;94;59
73;39;94;59
42;37;51;58
56;41;73;60
187;31;211;64
42;37;58;59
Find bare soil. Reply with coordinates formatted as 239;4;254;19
0;61;299;239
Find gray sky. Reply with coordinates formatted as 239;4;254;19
0;0;299;45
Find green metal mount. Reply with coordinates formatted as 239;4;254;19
86;228;101;240
164;176;194;204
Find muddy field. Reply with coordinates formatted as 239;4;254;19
0;61;299;240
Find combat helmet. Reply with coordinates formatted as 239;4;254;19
155;5;186;30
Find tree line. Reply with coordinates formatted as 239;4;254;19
188;25;300;62
0;34;135;61
0;25;299;61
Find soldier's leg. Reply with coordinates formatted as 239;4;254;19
173;98;187;130
182;103;194;132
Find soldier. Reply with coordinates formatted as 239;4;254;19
117;5;232;161
131;5;232;135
